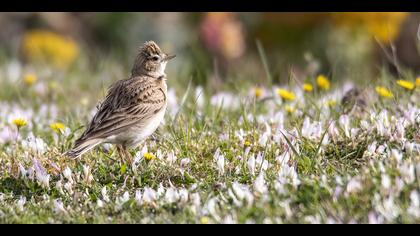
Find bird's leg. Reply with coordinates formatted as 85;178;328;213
122;145;132;164
116;145;126;163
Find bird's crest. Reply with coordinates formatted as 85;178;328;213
140;41;162;57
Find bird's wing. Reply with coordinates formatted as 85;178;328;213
75;76;166;144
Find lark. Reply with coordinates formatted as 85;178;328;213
65;41;175;161
341;87;369;116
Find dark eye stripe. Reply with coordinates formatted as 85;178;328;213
148;55;160;61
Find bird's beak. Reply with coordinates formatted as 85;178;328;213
164;54;176;61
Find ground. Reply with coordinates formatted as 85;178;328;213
0;58;419;223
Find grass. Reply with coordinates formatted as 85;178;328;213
0;55;419;224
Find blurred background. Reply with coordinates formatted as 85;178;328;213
0;12;419;90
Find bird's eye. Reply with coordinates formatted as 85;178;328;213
151;55;160;61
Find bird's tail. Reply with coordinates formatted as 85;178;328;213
64;138;103;159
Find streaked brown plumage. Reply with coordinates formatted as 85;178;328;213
65;41;175;161
341;87;369;116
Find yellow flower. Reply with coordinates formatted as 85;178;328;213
244;140;252;147
143;152;156;162
303;83;313;92
276;89;295;101
396;79;415;91
22;30;79;69
23;73;37;86
12;118;27;128
50;122;66;133
331;13;409;43
375;86;393;98
416;77;420;87
254;87;263;98
325;100;337;107
316;75;330;90
200;216;210;224
285;105;295;114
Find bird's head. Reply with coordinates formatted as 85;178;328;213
132;41;176;77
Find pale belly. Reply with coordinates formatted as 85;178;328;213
104;105;166;148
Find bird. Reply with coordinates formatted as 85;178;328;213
340;87;368;116
65;41;175;162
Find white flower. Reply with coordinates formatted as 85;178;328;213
230;182;254;207
18;164;27;178
25;166;34;180
333;186;343;200
375;110;391;137
0;126;17;144
278;163;300;187
116;191;130;207
222;215;235;224
366;141;377;156
195;86;205;109
407;191;420;218
328;121;340;140
21;135;47;154
258;133;269;147
135;189;143;206
204;197;219;218
404;142;420;154
253;173;267;195
350;128;359;138
276;151;290;166
279;200;293;219
301;117;323;140
190;193;201;214
157;183;165;198
231;182;245;201
210;92;241;110
142;187;157;204
166;150;177;164
390;149;403;163
164;187;179;204
247;155;256;176
392;118;406;142
255;152;269;172
133;151;143;164
258;123;271;146
304;215;321;224
216;154;225;175
63;167;73;183
381;174;391;191
82;165;93;184
399;163;415;184
180;158;190;168
64;182;73;195
376;195;400;221
134;146;149;164
55;180;64;195
360;120;371;131
97;199;104;208
35;168;50;189
101;186;110;202
346;178;362;194
178;188;189;204
339;114;350;138
17;196;26;212
53;199;67;214
368;212;383;224
376;144;387;155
